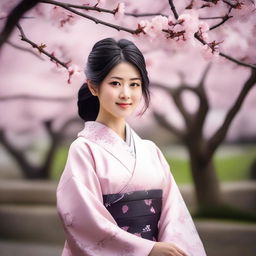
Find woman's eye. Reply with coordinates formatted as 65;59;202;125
110;81;121;86
130;83;141;87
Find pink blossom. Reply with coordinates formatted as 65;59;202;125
198;21;209;41
150;15;169;31
138;20;150;35
50;6;76;28
67;64;82;84
230;0;256;21
150;206;156;213
0;11;7;19
122;204;129;214
144;199;152;205
179;10;199;30
202;44;220;61
137;15;168;39
178;10;200;39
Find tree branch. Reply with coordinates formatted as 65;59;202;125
0;0;40;49
209;14;232;30
151;82;196;129
125;12;167;18
16;23;69;69
206;68;256;159
0;129;35;178
41;117;81;178
194;32;256;69
6;40;44;60
219;52;256;69
194;64;211;133
199;15;233;20
41;0;168;18
0;94;74;101
40;0;115;14
153;111;184;138
150;82;175;95
40;0;137;35
168;0;179;19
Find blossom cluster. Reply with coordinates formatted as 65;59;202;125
50;6;76;28
137;10;220;59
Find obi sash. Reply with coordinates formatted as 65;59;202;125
103;189;162;241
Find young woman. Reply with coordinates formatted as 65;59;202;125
57;38;207;256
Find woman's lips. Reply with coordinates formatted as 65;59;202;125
116;103;132;108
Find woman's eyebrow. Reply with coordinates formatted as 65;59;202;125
110;76;141;81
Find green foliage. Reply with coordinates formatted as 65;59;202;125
51;145;256;183
50;146;69;180
165;146;256;184
193;204;256;223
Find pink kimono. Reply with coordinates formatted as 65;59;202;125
57;121;207;256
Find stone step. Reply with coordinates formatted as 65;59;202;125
1;180;255;212
0;221;255;256
0;203;256;256
196;220;256;256
0;205;65;244
0;180;56;205
0;240;62;256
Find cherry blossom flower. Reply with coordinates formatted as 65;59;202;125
198;21;210;41
150;15;169;32
144;199;152;205
230;0;256;21
138;15;168;39
50;6;76;28
67;64;82;84
176;10;200;39
202;44;220;60
122;204;129;214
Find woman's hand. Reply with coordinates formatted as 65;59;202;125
149;242;189;256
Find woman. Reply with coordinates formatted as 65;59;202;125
57;38;207;256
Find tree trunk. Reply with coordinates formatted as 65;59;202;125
188;150;222;208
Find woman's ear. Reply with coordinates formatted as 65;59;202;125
87;80;98;96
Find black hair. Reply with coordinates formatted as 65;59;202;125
77;38;150;121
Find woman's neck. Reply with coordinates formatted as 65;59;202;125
95;117;126;141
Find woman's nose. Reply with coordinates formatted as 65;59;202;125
119;85;131;99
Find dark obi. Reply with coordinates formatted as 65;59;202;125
103;189;162;241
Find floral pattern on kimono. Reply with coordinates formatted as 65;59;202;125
56;121;207;256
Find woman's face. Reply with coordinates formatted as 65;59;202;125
89;62;143;122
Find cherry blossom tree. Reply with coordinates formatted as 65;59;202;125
0;0;255;209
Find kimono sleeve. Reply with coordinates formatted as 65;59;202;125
154;144;207;256
56;139;155;256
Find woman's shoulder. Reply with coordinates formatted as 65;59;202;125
141;138;160;151
68;136;91;153
140;138;167;163
65;137;99;164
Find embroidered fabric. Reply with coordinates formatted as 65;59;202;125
103;189;162;241
125;123;136;157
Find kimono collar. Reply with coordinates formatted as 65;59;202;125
77;121;139;173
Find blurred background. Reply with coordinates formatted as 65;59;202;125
0;0;255;255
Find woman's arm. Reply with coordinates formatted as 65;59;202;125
153;143;207;256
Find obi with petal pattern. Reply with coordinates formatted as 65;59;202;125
103;189;162;241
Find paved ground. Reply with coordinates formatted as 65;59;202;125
0;240;62;256
0;220;255;256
